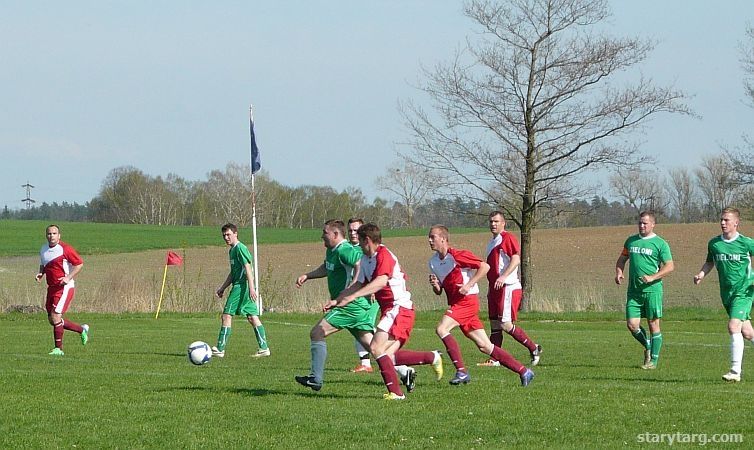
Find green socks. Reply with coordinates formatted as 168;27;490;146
631;327;650;350
217;326;232;351
650;332;663;364
254;325;268;350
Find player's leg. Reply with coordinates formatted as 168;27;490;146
726;318;744;381
467;328;534;386
295;318;339;390
626;295;651;366
47;288;70;355
213;313;233;356
242;293;269;356
480;290;504;366
436;314;465;374
48;311;65;355
645;318;662;369
501;287;539;359
352;339;372;372
388;307;443;380
370;330;405;399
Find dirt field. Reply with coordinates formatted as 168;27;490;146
0;222;724;313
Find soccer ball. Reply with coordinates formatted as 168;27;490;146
187;341;212;366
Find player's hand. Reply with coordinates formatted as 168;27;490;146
458;284;470;296
215;287;225;298
249;288;258;301
322;300;337;312
640;274;655;284
429;274;440;290
615;273;624;285
296;274;307;288
57;276;70;285
494;276;506;290
693;272;704;285
35;273;43;282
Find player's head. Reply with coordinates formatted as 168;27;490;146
45;224;60;246
322;219;346;248
347;217;364;245
489;211;506;235
720;207;741;234
638;211;656;237
357;223;381;244
221;223;239;246
428;225;449;252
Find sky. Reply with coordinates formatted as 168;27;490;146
1;1;753;209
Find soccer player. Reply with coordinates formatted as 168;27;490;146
694;207;754;382
428;225;534;386
332;223;443;400
212;223;270;358
479;211;542;367
293;220;383;391
36;224;89;356
347;217;376;373
615;211;674;369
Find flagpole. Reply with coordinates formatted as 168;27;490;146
250;105;262;315
155;263;169;319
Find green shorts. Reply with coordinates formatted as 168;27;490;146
223;284;259;317
324;298;378;338
723;292;753;321
626;291;663;320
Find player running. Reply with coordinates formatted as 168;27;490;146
428;225;534;386
332;223;443;400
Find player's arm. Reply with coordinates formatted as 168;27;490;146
216;273;233;298
694;261;715;285
59;263;83;285
296;263;327;287
615;252;629;285
348;259;362;288
334;275;388;308
35;264;44;282
495;253;520;289
243;263;258;300
642;260;674;284
460;261;489;295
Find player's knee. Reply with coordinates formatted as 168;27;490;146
501;321;514;333
310;325;325;341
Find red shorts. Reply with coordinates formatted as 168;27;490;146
445;295;484;335
377;305;415;347
46;285;75;314
487;283;521;322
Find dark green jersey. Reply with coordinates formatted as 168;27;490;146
622;233;672;294
706;233;754;299
325;240;370;308
229;241;253;285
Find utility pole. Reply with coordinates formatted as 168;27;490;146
21;181;35;209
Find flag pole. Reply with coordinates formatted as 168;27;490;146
155;263;169;319
250;105;262;315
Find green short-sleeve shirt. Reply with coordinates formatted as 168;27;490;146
622;233;673;294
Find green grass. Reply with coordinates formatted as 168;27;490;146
1;310;751;448
0;220;480;257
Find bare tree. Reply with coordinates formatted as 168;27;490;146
609;169;667;214
401;0;690;302
695;155;740;220
666;167;697;223
726;25;754;182
375;161;434;227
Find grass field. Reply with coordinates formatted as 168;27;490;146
1;309;750;448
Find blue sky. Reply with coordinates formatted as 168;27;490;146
1;1;752;209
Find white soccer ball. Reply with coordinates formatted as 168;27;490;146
187;341;212;366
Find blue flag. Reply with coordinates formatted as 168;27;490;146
250;116;261;174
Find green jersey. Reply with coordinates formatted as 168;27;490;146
706;233;754;300
229;241;253;285
325;240;370;308
622;233;672;294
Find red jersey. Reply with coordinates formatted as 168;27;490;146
357;244;412;311
429;248;483;305
486;232;520;286
39;241;83;287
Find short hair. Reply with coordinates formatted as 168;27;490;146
46;224;60;233
347;217;364;226
357;223;382;244
489;211;505;220
639;211;656;222
324;219;346;237
429;224;449;240
722;207;741;218
221;223;238;233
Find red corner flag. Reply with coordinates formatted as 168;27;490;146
166;251;183;266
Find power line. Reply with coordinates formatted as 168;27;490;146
21;181;35;209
